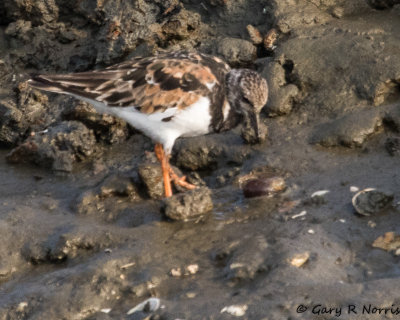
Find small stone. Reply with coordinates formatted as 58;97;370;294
290;252;310;268
263;28;278;51
17;302;28;312
246;25;263;45
352;188;394;216
163;187;213;221
185;264;199;275
332;7;344;18
170;267;182;277
217;37;257;66
350;186;359;193
308;229;315;234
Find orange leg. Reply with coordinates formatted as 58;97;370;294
154;143;172;197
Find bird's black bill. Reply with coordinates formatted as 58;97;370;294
241;111;262;144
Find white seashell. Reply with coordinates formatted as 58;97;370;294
291;210;307;219
308;229;315;234
221;304;248;317
311;190;330;198
127;297;161;315
352;188;394;216
100;308;111;314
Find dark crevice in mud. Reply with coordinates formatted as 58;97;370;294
368;0;400;10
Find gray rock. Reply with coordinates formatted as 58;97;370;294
385;136;400;156
138;163;165;200
62;101;131;144
0;84;50;147
213;235;269;281
312;109;382;148
260;59;300;116
6;121;96;171
163;187;213;221
217;37;257;66
174;133;249;171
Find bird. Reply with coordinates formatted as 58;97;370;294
28;51;268;197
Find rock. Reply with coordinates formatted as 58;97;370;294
242;177;286;198
217;38;257;66
161;8;201;41
163;187;213;221
213;235;269;281
246;25;263;45
383;107;400;132
352;188;394;216
6;121;96;172
138;163;165;200
174;133;249;171
385;136;400;156
0;84;50;147
99;174;139;200
260;59;299;116
372;232;400;253
312;109;382;148
290;252;310;268
62;101;130;144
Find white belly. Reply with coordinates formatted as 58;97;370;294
107;96;212;154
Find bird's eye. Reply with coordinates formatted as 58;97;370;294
242;96;251;104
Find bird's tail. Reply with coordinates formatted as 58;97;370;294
28;74;67;94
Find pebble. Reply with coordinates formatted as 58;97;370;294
290;252;310;268
246;25;263;45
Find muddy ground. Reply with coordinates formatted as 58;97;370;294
1;0;400;319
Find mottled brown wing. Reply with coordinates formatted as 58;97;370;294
28;52;230;114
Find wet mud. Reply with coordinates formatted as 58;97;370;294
1;0;400;319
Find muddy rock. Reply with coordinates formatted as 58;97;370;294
6;121;96;171
385;136;400;156
161;8;201;42
259;58;300;116
384;106;400;132
217;38;257;66
137;163;165;200
62;101;131;144
174;133;249;171
213;235;269;281
312;108;382;148
163;187;213;221
0;84;50;147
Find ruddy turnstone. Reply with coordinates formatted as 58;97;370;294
28;51;268;197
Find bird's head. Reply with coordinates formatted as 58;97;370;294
226;69;268;143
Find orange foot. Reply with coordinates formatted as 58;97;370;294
169;167;196;190
154;143;197;197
